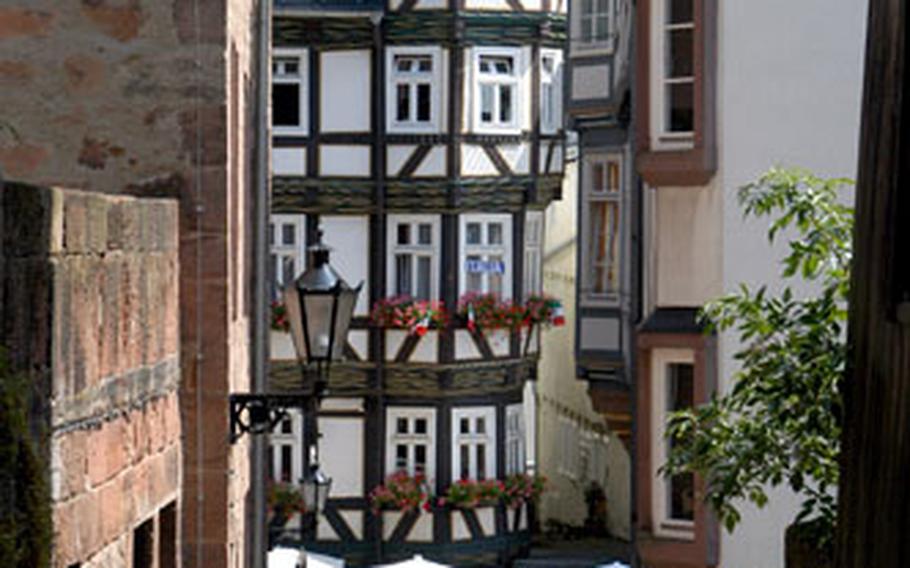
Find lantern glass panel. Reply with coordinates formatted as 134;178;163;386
301;477;317;511
330;287;358;360
316;477;332;512
302;292;335;361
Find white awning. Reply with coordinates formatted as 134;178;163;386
268;548;346;568
376;554;451;568
308;551;346;568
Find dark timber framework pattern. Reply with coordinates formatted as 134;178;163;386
268;1;566;565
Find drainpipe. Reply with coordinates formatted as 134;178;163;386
250;0;272;567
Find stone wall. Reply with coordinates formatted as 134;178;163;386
0;1;262;566
1;183;181;568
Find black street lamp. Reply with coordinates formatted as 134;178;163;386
285;234;361;517
283;235;361;396
230;232;362;520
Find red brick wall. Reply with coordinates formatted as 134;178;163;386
0;1;262;565
1;184;183;567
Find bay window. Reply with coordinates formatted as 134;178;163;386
523;212;543;300
269;214;306;300
452;407;496;481
660;0;694;137
267;409;304;483
557;417;580;479
651;349;696;539
388;215;440;301
386;407;437;481
579;0;613;46
460;214;513;299
638;0;716;185
387;47;442;133
505;404;526;475
272;49;308;135
475;48;521;132
540;50;564;134
582;156;622;300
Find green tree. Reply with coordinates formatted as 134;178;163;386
0;349;52;568
662;168;852;549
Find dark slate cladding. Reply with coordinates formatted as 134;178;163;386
274;16;374;49
638;307;707;334
460;12;566;47
272;177;374;214
272;175;563;214
275;12;567;49
384;12;458;45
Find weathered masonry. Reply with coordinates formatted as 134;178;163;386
266;0;566;565
1;185;181;568
0;1;265;566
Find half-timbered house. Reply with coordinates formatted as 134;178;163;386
266;0;566;565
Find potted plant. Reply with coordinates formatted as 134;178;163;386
459;293;524;332
370;296;448;336
439;479;505;509
368;471;433;514
270;300;290;332
524;294;565;328
502;473;547;509
267;482;307;525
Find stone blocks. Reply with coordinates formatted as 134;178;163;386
1;185;182;568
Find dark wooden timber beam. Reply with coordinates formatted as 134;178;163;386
836;1;910;566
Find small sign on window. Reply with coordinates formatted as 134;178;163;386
466;259;505;273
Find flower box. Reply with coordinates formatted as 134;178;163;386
458;293;565;332
370;297;448;336
369;471;432;515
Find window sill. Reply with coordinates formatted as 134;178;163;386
580;293;622;307
654;521;695;542
636;145;716;187
473;124;522;136
655;133;694;150
274;126;309;137
387;122;442;135
638;529;707;568
569;40;616;58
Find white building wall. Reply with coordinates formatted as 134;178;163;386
318;417;364;498
715;1;866;566
537;159;631;540
320;50;371;133
321;215;371;316
653;183;722;307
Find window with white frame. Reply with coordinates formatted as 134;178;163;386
460;214;513;299
387;47;442;133
388;215;440;301
269;215;306;299
651;349;696;539
577;0;613;47
582;155;621;300
660;0;694;136
557;417;579;479
475;48;521;132
505;404;526;475
386;407;436;481
452;407;496;481
523;212;543;300
540;50;563;134
272;50;308;135
580;431;608;483
267;409;304;484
